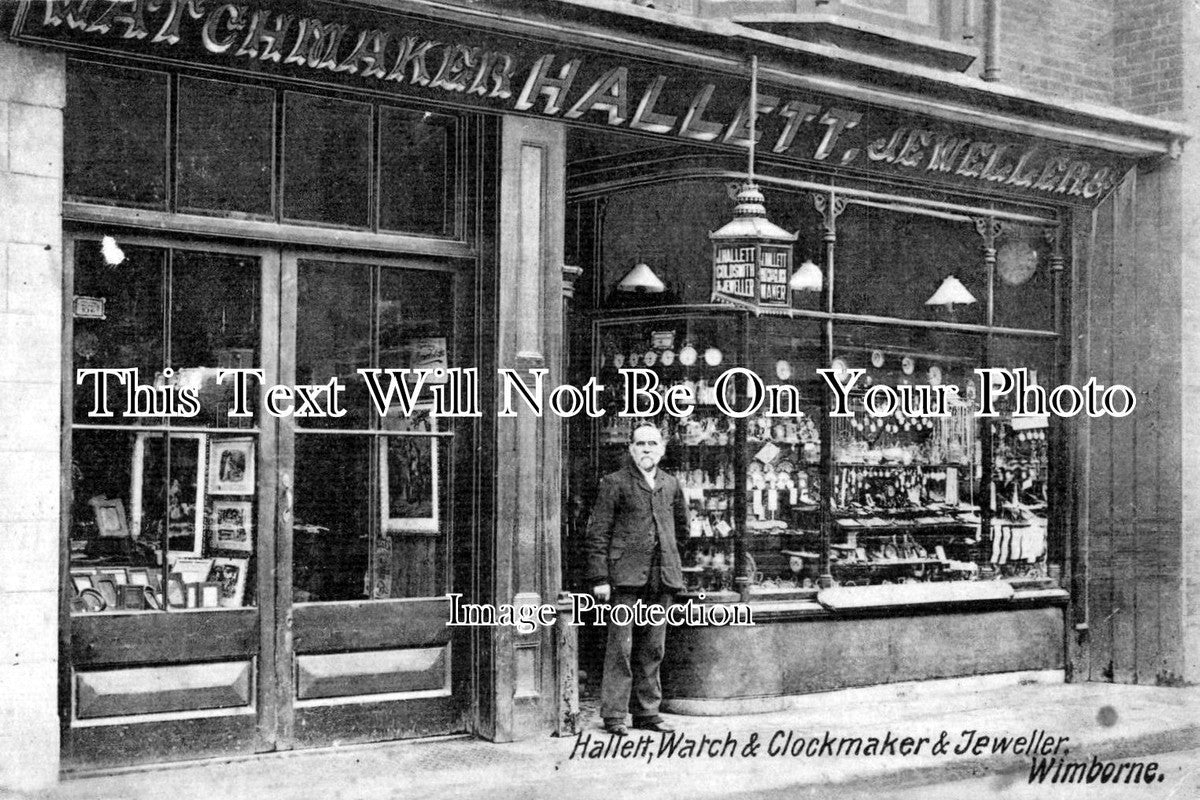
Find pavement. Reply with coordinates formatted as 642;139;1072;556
12;670;1200;800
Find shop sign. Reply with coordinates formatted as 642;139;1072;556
712;243;792;310
12;0;1133;205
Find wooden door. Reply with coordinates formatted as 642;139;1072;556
275;252;471;748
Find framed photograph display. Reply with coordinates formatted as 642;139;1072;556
208;437;255;495
208;557;248;608
89;497;129;538
380;417;439;534
198;582;221;608
209;500;253;553
170;556;215;586
130;432;207;556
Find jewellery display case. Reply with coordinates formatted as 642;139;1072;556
591;312;826;598
589;311;1060;598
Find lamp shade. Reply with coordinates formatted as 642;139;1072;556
788;259;823;292
617;262;666;293
925;275;977;306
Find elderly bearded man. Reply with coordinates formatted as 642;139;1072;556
585;422;690;736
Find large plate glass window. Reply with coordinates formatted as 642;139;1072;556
64;60;463;239
293;260;456;602
69;240;262;614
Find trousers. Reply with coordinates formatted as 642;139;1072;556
600;587;675;723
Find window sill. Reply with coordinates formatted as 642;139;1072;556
732;13;979;73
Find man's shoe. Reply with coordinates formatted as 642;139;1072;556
603;721;630;736
633;719;675;733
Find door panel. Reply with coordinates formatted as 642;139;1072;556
75;660;254;719
295;646;448;700
281;253;468;748
62;239;274;770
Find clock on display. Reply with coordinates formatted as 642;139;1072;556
997;239;1038;286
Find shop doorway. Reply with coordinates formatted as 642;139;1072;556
62;238;474;767
279;251;472;748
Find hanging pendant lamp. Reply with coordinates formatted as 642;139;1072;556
617;261;666;293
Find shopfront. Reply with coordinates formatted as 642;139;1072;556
565;156;1079;706
0;0;1187;783
58;62;488;770
10;0;571;771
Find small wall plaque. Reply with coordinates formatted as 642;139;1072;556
73;295;106;319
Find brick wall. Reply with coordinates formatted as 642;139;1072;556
0;39;64;792
996;0;1114;105
1113;0;1185;119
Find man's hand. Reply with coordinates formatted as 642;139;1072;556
594;583;611;602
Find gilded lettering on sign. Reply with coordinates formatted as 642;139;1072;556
30;0;1120;200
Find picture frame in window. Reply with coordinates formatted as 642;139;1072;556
93;577;119;609
208;557;248;608
129;432;207;557
209;499;253;553
208;437;255;495
71;573;95;594
198;582;221;608
98;567;128;585
89;497;129;538
380;422;439;535
170;555;214;586
121;584;146;611
166;574;187;608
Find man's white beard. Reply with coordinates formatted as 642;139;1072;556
637;455;658;471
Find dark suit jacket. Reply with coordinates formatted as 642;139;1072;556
585;461;690;590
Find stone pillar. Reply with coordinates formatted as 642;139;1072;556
0;40;65;792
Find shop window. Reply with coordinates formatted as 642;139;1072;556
293;260;456;602
379;108;458;236
69;242;262;614
282;92;373;228
986;336;1058;581
993;223;1055;332
597;182;823;308
65;62;168;208
740;317;825;591
72;241;165;425
834;203;986;326
66;61;465;239
176;77;274;218
829;324;991;585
